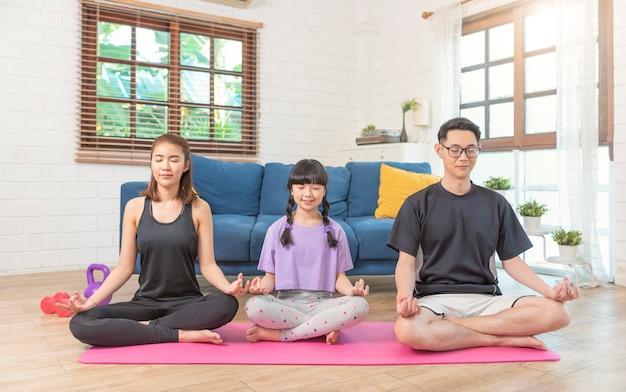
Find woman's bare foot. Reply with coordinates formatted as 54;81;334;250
246;325;281;342
178;329;223;344
326;330;340;345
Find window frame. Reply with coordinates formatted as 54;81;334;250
77;0;261;164
461;0;612;154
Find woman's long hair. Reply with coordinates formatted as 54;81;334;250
280;159;338;248
141;133;198;204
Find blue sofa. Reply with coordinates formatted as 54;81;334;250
120;154;432;276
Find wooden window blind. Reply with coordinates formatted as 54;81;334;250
77;0;261;164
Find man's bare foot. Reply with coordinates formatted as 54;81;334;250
246;325;281;342
326;330;340;345
178;329;223;344
500;336;547;350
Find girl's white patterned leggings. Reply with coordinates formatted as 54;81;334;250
245;290;369;342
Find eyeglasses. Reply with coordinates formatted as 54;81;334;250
440;143;481;158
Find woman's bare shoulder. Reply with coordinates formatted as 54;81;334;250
124;196;146;217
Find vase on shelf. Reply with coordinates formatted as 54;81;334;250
523;216;541;232
558;245;578;259
400;115;408;143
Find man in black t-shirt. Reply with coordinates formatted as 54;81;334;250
388;117;578;352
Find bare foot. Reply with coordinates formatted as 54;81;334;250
246;325;281;342
326;330;340;345
500;336;547;350
178;329;223;344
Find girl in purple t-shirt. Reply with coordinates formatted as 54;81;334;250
245;159;369;344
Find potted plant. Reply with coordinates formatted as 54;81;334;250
483;176;513;191
483;176;513;199
516;199;548;231
361;124;378;137
400;98;418;143
551;228;583;259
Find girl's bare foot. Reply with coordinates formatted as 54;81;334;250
178;329;223;344
246;325;281;342
326;330;340;345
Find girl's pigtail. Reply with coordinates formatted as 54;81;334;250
321;197;338;248
280;196;295;247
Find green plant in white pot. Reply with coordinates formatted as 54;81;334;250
516;199;548;232
483;176;513;191
483;176;513;199
551;228;583;259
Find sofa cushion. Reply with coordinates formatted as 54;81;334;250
259;162;350;218
190;154;264;216
251;215;359;263
346;161;431;217
212;214;256;261
346;216;399;261
375;164;441;218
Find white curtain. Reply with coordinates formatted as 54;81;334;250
432;0;462;133
555;0;608;283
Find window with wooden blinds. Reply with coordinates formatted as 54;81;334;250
77;0;261;164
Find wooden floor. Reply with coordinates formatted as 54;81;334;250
1;270;624;392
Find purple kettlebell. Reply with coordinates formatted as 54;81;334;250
84;263;112;306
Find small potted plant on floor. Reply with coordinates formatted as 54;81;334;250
516;198;548;231
551;228;583;259
483;176;513;198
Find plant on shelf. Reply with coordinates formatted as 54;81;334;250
516;199;548;231
516;198;548;217
483;176;513;191
551;228;583;259
551;228;583;246
400;98;418;143
361;124;378;137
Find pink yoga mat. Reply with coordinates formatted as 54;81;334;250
77;322;559;365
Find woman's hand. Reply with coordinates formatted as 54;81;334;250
349;278;370;296
223;273;250;297
56;291;95;314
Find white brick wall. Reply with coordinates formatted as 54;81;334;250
0;0;621;281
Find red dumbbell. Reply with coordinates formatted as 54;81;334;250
54;297;73;317
40;292;71;315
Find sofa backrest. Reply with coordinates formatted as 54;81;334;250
346;161;432;217
190;154;264;216
259;162;350;218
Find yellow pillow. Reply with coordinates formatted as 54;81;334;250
375;164;441;219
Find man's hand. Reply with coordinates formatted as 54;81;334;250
546;276;579;302
396;295;421;317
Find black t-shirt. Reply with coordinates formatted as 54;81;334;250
387;182;532;297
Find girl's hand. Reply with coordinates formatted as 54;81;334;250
224;273;250;297
350;278;370;296
248;276;268;295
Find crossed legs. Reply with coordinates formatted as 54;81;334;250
394;295;571;351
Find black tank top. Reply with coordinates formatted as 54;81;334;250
134;198;202;300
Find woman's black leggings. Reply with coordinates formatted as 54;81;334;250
69;293;238;346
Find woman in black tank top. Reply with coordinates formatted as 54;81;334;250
63;134;251;346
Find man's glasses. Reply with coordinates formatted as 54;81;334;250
440;143;481;158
